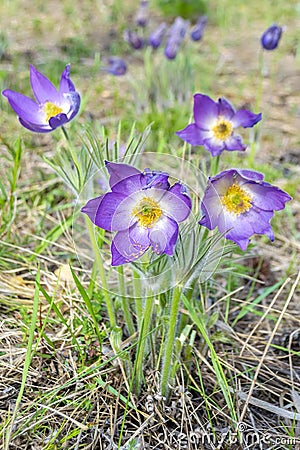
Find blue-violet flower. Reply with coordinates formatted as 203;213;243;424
176;93;262;156
164;17;189;60
190;16;207;41
199;169;292;250
261;24;282;50
81;162;192;266
124;29;144;50
2;64;80;133
148;23;168;49
103;56;127;76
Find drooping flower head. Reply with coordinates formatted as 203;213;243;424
164;17;189;60
135;0;149;27
261;24;282;51
2;65;80;133
103;56;127;76
190;16;207;42
81;162;192;266
176;94;262;156
199;169;291;250
148;22;168;49
124;29;144;50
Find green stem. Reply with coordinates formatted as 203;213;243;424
161;285;182;398
134;288;153;394
249;49;264;167
210;155;220;176
61;125;82;184
85;215;116;328
118;266;135;336
133;269;143;330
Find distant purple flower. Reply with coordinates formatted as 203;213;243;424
176;94;262;156
124;29;144;50
190;16;207;41
261;24;282;50
199;169;292;250
103;57;127;76
148;23;168;49
164;17;189;60
135;0;149;27
2;65;80;133
81;162;192;266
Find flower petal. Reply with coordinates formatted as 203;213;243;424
105;161;141;190
59;64;76;93
193;94;218;129
158;183;192;222
111;229;149;265
18;118;52;133
231;110;262;128
217;97;235;120
30;65;62;104
245;183;292;211
64;91;81;120
49;113;69;129
224;134;247;151
202;136;225;156
176;123;210;146
2;89;45;124
149;215;178;255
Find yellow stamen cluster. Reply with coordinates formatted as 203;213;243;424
212;117;233;141
221;184;252;215
132;196;162;228
44;101;63;122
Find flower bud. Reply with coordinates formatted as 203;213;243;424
103;57;127;76
124;29;144;50
164;17;189;60
261;24;282;50
135;0;149;27
190;16;207;41
148;23;168;49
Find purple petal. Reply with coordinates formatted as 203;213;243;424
143;169;170;190
83;192;135;231
2;89;44;124
224;134;247;151
231;110;262;128
59;64;76;93
159;183;192;222
18;118;52;133
245;183;292;211
64;91;81;120
193;94;218;129
105;162;141;190
149;216;178;255
237;169;264;182
176;123;210;146
217;97;235;120
111;173;145;195
202;136;225;156
111;229;149;265
30;65;62;104
129;222;150;248
49;113;69;129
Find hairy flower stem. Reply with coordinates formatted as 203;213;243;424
210;155;220;176
249;49;264;167
133;270;143;330
118;266;135;335
161;285;182;398
85;216;116;328
134;289;153;394
61;126;82;184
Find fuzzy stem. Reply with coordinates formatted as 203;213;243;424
85;216;116;328
118;266;135;336
210;155;220;176
134;289;153;394
61;125;82;184
161;285;182;398
133;270;143;330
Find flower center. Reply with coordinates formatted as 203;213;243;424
132;196;162;228
221;183;252;215
212;117;233;141
44;101;63;122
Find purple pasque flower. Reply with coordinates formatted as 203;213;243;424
135;0;149;27
199;169;292;250
261;24;282;50
148;22;168;49
164;17;189;60
81;162;192;266
190;16;207;41
176;94;262;156
2;64;80;133
124;29;144;50
103;56;127;76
